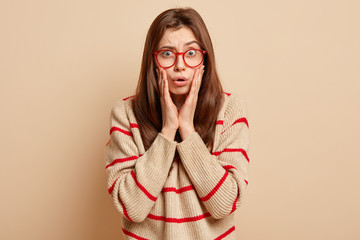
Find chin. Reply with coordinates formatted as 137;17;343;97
170;89;189;96
170;87;190;96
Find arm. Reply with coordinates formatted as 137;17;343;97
176;95;250;219
104;100;177;222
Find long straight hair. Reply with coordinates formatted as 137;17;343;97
132;7;224;151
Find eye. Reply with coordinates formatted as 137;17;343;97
186;49;197;57
160;50;174;57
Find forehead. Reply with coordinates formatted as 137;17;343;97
158;27;199;48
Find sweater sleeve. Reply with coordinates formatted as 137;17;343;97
104;100;177;222
176;95;250;219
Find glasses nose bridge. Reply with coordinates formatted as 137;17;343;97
173;51;186;67
174;51;185;57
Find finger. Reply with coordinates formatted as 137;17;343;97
198;65;204;80
161;69;166;94
160;69;166;104
197;65;205;93
162;69;166;100
188;68;199;113
194;66;203;101
158;68;163;92
164;73;169;97
165;77;173;106
195;66;202;90
188;70;198;103
198;71;203;93
198;67;204;91
161;69;171;103
158;68;163;96
195;68;201;99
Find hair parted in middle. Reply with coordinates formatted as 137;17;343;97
132;7;225;151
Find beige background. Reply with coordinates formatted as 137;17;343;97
1;0;359;239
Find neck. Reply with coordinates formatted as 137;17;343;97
170;92;186;110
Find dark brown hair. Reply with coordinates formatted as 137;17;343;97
132;7;224;151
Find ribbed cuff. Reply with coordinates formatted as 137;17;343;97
134;132;177;194
158;132;178;145
177;131;209;160
176;131;225;194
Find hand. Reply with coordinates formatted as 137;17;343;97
178;65;205;139
157;68;179;137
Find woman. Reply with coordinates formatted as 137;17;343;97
104;7;250;240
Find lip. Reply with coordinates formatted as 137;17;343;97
173;77;188;87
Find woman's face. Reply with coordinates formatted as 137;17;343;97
155;26;204;96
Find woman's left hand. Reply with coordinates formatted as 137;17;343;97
178;65;205;140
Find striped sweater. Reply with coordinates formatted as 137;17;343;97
104;92;250;240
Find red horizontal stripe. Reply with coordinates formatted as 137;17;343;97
119;198;133;222
123;95;135;101
108;177;119;194
234;117;249;128
222;148;248;160
212;148;249;162
223;165;237;170
131;171;157;201
221;117;248;135
108;178;133;222
211;151;221;156
223;91;231;96
214;226;235;240
110;126;132;136
201;171;229;201
122;228;147;240
130;123;139;128
106;155;138;169
162;185;194;194
216;120;224;125
147;212;211;223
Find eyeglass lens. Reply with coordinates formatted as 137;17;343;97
156;49;204;68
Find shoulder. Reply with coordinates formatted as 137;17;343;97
219;92;250;134
222;91;248;118
109;95;135;120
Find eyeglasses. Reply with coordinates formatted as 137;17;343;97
153;49;207;69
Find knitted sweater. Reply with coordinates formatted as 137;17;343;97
104;92;250;240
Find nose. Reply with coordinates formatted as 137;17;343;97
174;54;186;71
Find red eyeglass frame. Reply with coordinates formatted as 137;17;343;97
153;49;207;69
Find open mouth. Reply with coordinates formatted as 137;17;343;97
173;78;187;86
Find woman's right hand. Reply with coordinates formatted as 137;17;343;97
157;68;179;139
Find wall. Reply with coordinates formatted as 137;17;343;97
1;0;359;239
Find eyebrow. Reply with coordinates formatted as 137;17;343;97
158;40;201;50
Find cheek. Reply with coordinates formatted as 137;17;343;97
163;70;173;88
165;69;171;76
189;70;196;80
